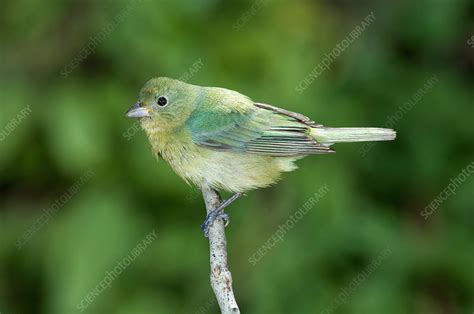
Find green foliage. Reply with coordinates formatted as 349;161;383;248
1;0;473;313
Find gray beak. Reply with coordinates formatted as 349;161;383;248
126;102;151;118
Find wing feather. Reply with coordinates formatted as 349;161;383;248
186;101;334;156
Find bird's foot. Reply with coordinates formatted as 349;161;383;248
200;210;230;237
200;192;243;237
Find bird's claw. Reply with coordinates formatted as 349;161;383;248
200;192;243;237
200;210;230;237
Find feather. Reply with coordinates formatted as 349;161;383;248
186;98;333;156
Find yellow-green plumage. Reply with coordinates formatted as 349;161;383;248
126;77;396;193
142;117;298;192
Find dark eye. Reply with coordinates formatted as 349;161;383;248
157;96;168;107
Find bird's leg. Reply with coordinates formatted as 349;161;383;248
200;192;243;237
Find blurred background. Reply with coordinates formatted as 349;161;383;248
1;0;473;313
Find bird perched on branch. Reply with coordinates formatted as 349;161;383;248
126;77;396;236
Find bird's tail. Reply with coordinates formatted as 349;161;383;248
311;127;396;146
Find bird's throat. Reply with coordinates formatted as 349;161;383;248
140;118;193;162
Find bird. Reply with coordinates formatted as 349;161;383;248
126;77;396;236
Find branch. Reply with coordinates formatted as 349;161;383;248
201;186;240;314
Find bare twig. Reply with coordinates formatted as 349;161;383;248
202;186;240;314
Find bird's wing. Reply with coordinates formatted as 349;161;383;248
186;102;334;157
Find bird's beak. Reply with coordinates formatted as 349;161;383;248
126;102;151;118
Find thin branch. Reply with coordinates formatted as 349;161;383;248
201;186;240;314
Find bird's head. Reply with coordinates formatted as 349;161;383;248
126;77;199;131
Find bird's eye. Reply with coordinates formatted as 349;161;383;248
157;96;168;107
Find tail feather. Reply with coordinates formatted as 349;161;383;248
311;127;396;146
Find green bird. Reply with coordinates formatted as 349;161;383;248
126;77;396;236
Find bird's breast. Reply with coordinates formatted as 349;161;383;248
141;119;206;184
140;119;298;192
